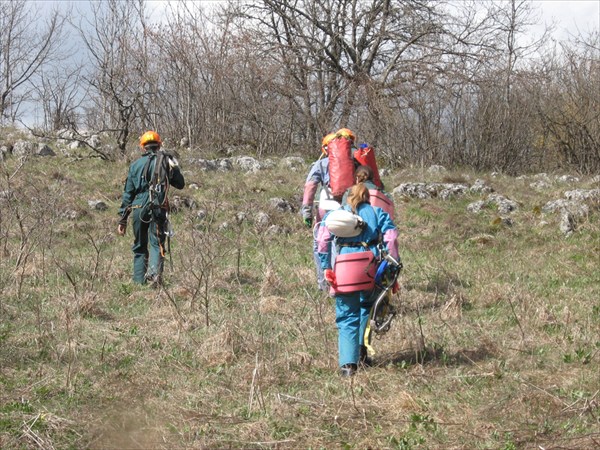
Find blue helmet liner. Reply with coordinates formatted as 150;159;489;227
374;259;401;287
374;260;389;285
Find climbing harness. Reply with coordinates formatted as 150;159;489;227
141;150;177;266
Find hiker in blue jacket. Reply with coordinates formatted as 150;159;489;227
316;182;399;377
117;131;185;285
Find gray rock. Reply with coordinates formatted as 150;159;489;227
542;199;576;214
195;159;218;171
467;200;486;213
37;144;56;157
470;179;493;194
427;165;446;174
530;180;551;191
393;182;468;199
235;156;262;172
564;189;600;202
217;158;234;172
88;134;101;148
266;224;287;235
0;145;11;160
269;197;294;212
254;212;270;228
88;200;108;211
280;157;306;172
12;140;35;157
487;194;518;214
556;175;579;183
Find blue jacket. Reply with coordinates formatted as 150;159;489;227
316;202;398;270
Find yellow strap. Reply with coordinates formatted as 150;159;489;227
363;317;376;357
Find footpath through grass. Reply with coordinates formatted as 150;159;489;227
1;152;598;449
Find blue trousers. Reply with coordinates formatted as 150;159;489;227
131;208;166;284
335;290;374;367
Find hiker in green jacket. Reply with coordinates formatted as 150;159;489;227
117;130;185;285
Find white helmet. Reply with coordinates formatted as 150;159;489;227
325;209;366;237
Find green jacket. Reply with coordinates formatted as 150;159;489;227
118;151;185;217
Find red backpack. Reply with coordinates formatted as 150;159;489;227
327;137;355;198
354;145;383;189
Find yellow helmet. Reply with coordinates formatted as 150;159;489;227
140;130;162;148
336;128;355;141
321;132;337;154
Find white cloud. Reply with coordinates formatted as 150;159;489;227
535;0;599;40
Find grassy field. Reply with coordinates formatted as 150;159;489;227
1;144;599;449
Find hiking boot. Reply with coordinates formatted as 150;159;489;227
340;363;357;377
146;274;162;289
359;345;373;367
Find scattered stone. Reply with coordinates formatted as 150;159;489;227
530;180;551;191
269;197;294;212
0;190;13;200
427;164;446;174
196;210;207;221
217;159;234;171
171;195;197;211
564;189;600;202
265;224;287;235
188;183;200;190
469;179;494;194
254;212;270;228
69;140;85;150
236;212;248;224
0;144;12;160
180;137;190;148
88;200;108;211
12;140;35;157
467;234;495;245
542;199;577;214
281;157;306;171
60;209;80;220
194;159;219;171
439;184;468;199
37;144;56;157
487;194;518;214
88;134;101;148
556;174;579;183
467;200;486;214
235;156;262;172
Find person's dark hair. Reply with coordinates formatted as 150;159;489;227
347;182;370;213
355;165;374;184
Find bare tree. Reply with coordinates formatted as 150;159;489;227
32;66;87;132
76;0;150;155
0;0;66;123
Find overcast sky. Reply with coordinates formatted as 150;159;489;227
533;0;599;40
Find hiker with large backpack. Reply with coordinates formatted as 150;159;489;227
316;182;399;377
301;128;358;290
117;131;185;285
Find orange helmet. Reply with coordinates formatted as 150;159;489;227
321;133;337;154
140;130;162;148
336;128;355;141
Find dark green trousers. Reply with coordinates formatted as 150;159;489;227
131;207;166;284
